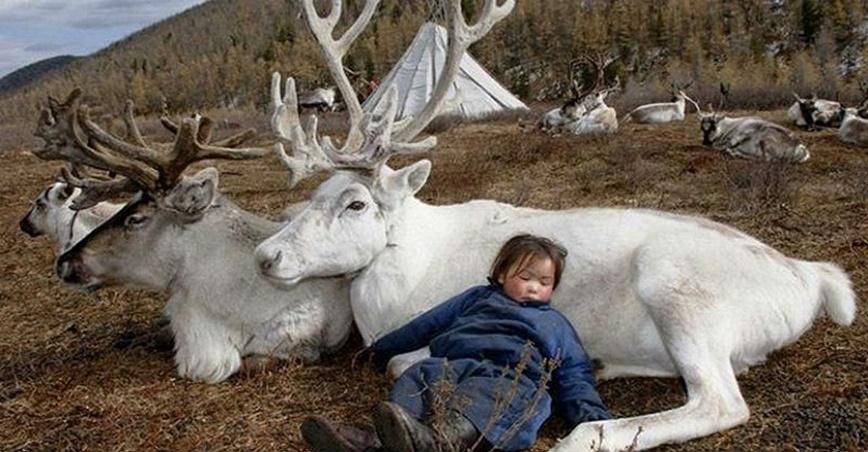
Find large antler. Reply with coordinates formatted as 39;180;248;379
302;0;380;124
395;0;514;141
300;0;513;141
270;73;436;187
33;88;268;208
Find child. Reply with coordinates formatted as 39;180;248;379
303;234;609;452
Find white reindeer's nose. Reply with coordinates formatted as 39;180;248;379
257;249;283;275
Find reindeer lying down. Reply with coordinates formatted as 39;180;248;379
31;89;353;383
255;73;855;451
700;112;810;163
19;181;121;253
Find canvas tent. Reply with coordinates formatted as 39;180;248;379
362;22;528;121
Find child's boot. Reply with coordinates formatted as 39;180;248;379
302;415;382;452
374;402;480;452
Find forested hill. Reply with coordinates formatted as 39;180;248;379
1;0;866;123
0;55;78;93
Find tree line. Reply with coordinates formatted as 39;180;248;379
1;0;866;124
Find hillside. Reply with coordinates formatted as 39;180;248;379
0;55;78;93
0;0;867;123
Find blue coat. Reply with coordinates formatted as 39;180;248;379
372;282;610;451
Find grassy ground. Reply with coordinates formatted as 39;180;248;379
0;103;865;451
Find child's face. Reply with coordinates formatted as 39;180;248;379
498;256;556;303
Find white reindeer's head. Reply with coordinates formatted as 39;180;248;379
255;0;513;286
254;73;435;287
19;182;77;238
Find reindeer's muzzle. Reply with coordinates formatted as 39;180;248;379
56;252;101;291
19;213;40;237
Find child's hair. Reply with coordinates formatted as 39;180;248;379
489;234;568;289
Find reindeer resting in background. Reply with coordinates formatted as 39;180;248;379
297;86;336;113
32;88;353;383
621;88;700;124
699;107;810;163
787;92;843;130
838;105;868;146
541;56;620;134
255;62;855;452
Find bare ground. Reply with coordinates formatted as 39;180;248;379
0;105;865;452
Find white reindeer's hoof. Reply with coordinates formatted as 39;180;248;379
175;348;242;383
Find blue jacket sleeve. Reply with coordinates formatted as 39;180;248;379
371;285;486;370
549;317;611;425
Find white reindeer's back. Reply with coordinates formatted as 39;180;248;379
358;203;854;379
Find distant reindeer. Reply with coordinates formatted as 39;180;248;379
699;107;810;163
539;81;603;132
838;105;868;146
542;53;619;134
621;80;698;124
297;86;336;113
562;82;620;134
787;92;843;130
19;181;121;253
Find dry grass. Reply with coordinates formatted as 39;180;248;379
0;103;866;452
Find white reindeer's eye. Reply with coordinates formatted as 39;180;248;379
125;214;149;228
346;201;366;211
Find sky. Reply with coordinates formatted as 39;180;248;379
0;0;209;79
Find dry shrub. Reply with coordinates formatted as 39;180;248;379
424;343;557;452
719;159;801;213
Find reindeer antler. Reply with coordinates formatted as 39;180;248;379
33;88;269;208
270;73;436;187
278;0;510;185
396;0;514;141
302;0;380;124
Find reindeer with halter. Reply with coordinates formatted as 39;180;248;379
252;2;855;451
30;87;354;383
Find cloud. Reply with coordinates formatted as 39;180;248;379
0;0;205;78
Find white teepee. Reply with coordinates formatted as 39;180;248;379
362;22;528;121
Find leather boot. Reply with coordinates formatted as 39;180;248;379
302;415;383;452
430;409;480;452
374;402;480;452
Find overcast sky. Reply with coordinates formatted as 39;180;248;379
0;0;208;79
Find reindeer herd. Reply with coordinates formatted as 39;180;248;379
539;75;868;164
17;1;860;451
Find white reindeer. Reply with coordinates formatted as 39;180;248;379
19;181;121;253
787;93;843;130
700;110;810;163
298;86;337;113
622;90;699;124
254;66;855;451
838;105;868;146
539;97;594;132
34;88;353;383
562;88;619;135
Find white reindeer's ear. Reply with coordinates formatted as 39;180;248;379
163;167;219;219
373;160;431;208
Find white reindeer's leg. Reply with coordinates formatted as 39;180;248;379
551;334;749;451
170;306;242;383
552;265;750;452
